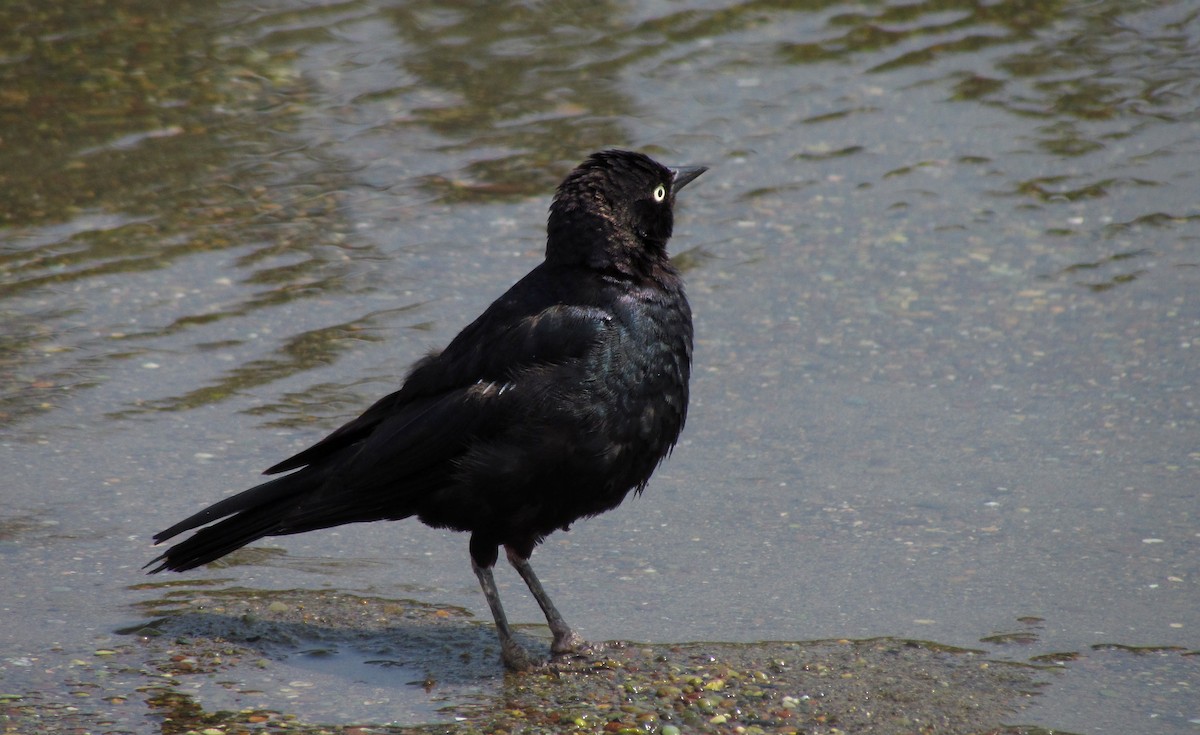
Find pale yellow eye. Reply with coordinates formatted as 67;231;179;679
653;184;667;202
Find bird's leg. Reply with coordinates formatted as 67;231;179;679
471;557;538;671
505;545;588;655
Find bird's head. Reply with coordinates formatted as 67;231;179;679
546;150;705;275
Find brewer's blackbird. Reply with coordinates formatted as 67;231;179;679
147;149;706;670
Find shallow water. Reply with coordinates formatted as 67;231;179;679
2;1;1197;732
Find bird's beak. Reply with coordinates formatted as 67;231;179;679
670;166;707;195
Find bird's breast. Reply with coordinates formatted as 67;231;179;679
597;290;692;449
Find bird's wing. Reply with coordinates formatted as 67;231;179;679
263;300;612;476
250;302;614;531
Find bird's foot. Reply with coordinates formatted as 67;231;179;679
548;633;605;669
502;637;600;672
500;640;542;672
551;629;592;656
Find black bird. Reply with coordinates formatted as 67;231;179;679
147;150;706;670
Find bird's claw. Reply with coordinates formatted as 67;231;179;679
501;636;602;673
500;641;542;673
551;630;591;656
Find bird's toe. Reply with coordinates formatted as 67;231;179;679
552;635;605;662
500;641;542;672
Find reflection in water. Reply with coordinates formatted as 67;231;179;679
1042;247;1152;292
0;2;382;430
107;302;428;423
383;2;636;198
5;0;1193;430
776;1;1064;69
0;2;224;227
769;0;1197;292
109;313;383;416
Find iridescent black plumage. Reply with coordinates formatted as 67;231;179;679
147;150;705;670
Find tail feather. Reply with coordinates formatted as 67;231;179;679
145;506;292;573
152;470;321;545
145;469;326;573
